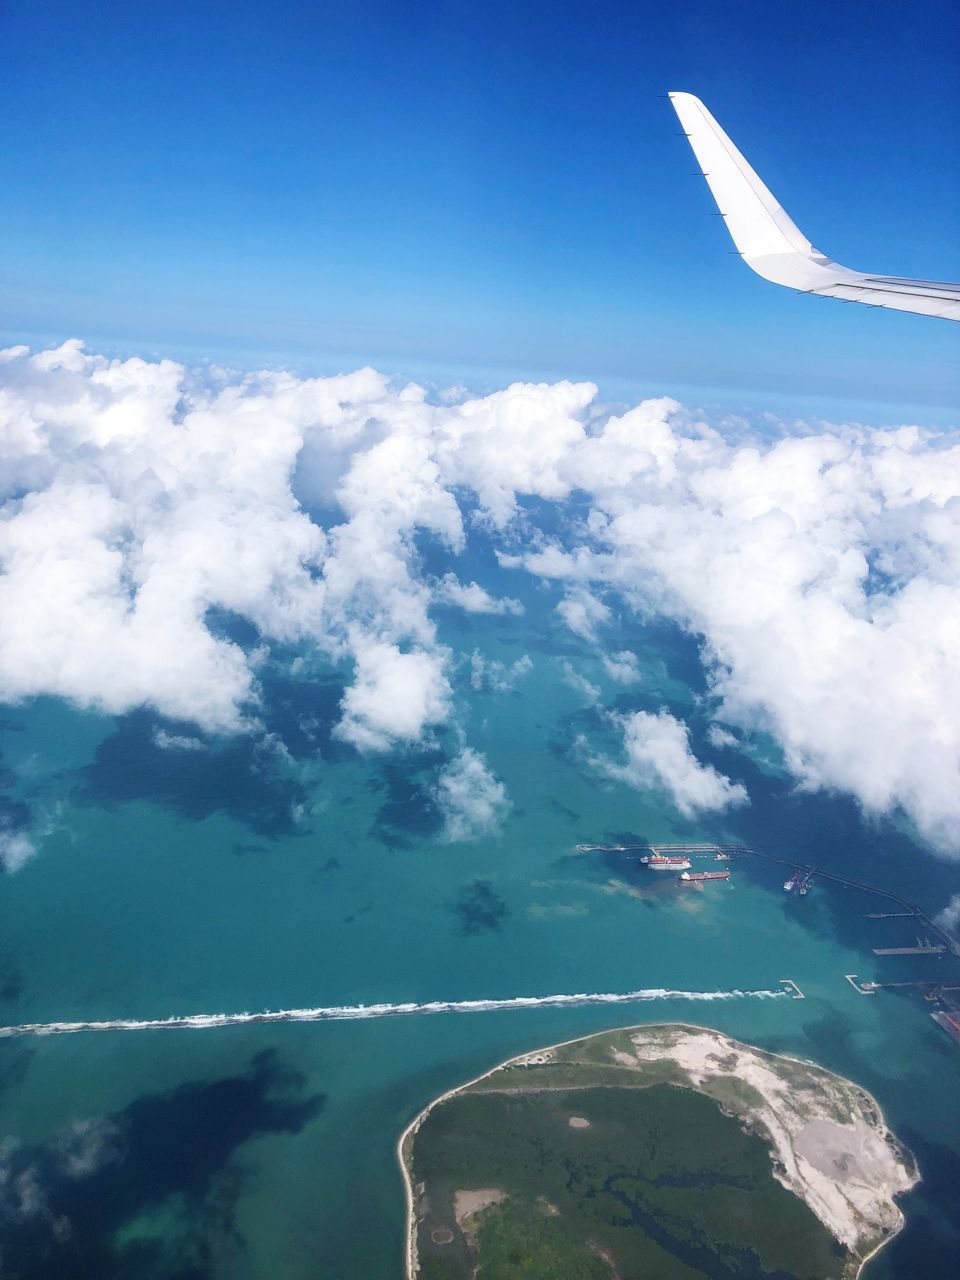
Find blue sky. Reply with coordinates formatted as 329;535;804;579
2;0;958;421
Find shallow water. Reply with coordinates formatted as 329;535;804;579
0;575;958;1278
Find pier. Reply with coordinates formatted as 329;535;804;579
729;846;960;958
576;839;960;959
872;943;946;956
576;843;723;855
845;975;876;995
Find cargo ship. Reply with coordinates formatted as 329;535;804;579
679;870;730;882
641;853;692;871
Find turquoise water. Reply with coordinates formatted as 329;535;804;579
1;569;958;1277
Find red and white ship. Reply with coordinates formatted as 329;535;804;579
641;853;692;871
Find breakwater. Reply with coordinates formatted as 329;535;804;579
0;984;790;1039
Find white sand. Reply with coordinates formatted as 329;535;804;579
454;1187;505;1223
624;1025;918;1260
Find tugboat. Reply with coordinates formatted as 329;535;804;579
784;873;799;893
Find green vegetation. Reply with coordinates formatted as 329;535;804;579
411;1084;846;1279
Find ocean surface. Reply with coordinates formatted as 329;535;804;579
1;555;958;1279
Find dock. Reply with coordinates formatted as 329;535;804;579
853;978;960;994
845;974;877;995
576;838;960;962
728;845;960;957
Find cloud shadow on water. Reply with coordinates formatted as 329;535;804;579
79;710;306;839
258;671;353;764
369;755;444;849
0;1049;325;1280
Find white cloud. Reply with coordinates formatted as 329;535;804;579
434;747;510;842
594;710;748;818
707;723;739;749
0;831;36;873
935;894;960;935
436;573;523;616
152;729;206;751
333;639;451;752
602;649;640;683
468;651;533;693
559;660;600;703
4;341;960;856
556;588;610;642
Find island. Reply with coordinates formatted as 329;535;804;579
398;1023;918;1280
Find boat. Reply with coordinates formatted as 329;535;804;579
784;874;799;892
714;851;730;861
641;854;692;871
679;870;730;882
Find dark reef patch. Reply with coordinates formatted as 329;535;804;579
450;879;509;935
0;1049;325;1280
0;952;24;1002
548;797;581;824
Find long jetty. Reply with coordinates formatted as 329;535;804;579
577;840;960;957
731;845;960;958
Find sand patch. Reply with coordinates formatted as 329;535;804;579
623;1025;918;1255
454;1187;506;1224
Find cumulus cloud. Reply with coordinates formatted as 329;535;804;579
594;710;748;818
936;894;960;934
4;341;960;856
602;649;640;683
0;830;37;873
706;723;739;750
435;574;523;615
434;747;510;842
333;640;451;752
468;651;533;693
559;660;600;703
503;409;960;854
152;729;205;752
556;588;610;642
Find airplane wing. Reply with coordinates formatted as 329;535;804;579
669;91;960;322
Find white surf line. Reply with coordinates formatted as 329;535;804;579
0;985;789;1039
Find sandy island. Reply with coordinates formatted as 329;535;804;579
397;1022;918;1280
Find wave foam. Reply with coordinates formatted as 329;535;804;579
0;986;787;1039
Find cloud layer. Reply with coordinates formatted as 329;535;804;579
3;341;960;853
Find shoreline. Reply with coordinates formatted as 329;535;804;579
396;1020;919;1280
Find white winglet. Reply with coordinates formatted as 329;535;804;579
669;91;960;322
